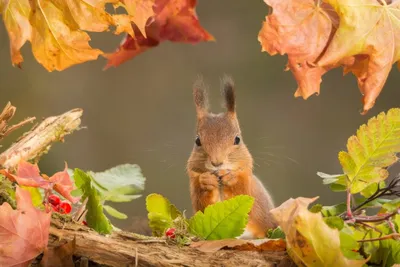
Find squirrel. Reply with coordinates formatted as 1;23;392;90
186;76;277;239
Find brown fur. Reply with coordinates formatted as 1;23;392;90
187;76;277;238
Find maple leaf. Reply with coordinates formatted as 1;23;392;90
119;0;156;37
317;0;400;114
0;0;31;67
49;163;81;203
4;160;80;203
258;0;339;99
0;187;51;267
105;0;214;68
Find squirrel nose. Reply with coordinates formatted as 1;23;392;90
211;161;223;167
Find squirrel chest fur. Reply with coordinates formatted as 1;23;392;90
186;76;277;239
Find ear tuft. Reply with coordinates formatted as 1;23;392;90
222;75;235;114
193;75;209;118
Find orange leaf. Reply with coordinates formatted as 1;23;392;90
41;237;76;267
317;0;400;114
258;0;338;99
49;163;80;204
3;160;80;204
0;187;51;267
105;0;214;68
120;0;156;37
0;0;32;67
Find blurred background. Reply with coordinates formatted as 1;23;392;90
1;1;400;232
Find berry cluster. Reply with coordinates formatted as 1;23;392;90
48;194;72;214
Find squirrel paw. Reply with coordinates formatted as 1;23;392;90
214;170;237;186
199;172;219;191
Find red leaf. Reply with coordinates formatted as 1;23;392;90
104;0;214;68
14;161;50;189
0;187;51;267
49;163;80;204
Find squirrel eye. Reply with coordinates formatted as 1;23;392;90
234;136;241;145
195;136;202;146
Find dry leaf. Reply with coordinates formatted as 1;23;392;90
270;197;367;267
0;187;51;267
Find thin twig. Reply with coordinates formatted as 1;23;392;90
357;222;383;233
358;233;400;242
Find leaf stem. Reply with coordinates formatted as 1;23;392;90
358;233;400;242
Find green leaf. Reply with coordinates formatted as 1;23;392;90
188;195;254;240
360;181;385;198
267;226;286;239
320;203;347;217
88;164;145;203
103;204;128;219
309;204;323;213
382;198;400;212
20;186;43;207
338;108;400;194
339;225;363;260
146;193;182;236
324;216;344;230
73;168;112;234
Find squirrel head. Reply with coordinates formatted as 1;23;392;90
188;76;253;173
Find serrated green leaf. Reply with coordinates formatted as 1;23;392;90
88;164;145;203
267;226;286;239
146;193;182;236
361;181;385;198
324;216;344;230
270;197;367;267
103;204;128;219
382;198;400;212
20;186;43;207
394;214;400;232
73;168;112;234
188;195;254;240
339;108;400;194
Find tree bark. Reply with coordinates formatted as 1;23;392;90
46;219;293;267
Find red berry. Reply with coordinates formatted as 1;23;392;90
82;221;87;226
59;201;72;214
48;194;60;206
165;228;176;239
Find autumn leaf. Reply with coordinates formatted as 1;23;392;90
50;163;81;203
317;0;400;114
0;0;31;67
258;0;339;99
270;197;367;266
118;0;156;37
0;186;51;267
105;0;214;68
3;160;80;203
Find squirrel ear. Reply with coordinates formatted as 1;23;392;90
193;75;209;119
222;75;235;115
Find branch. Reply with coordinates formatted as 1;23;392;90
0;102;35;142
0;108;83;169
36;219;291;267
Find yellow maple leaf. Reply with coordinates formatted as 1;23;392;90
64;0;113;32
30;0;103;71
119;0;155;37
318;0;400;114
0;0;32;67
